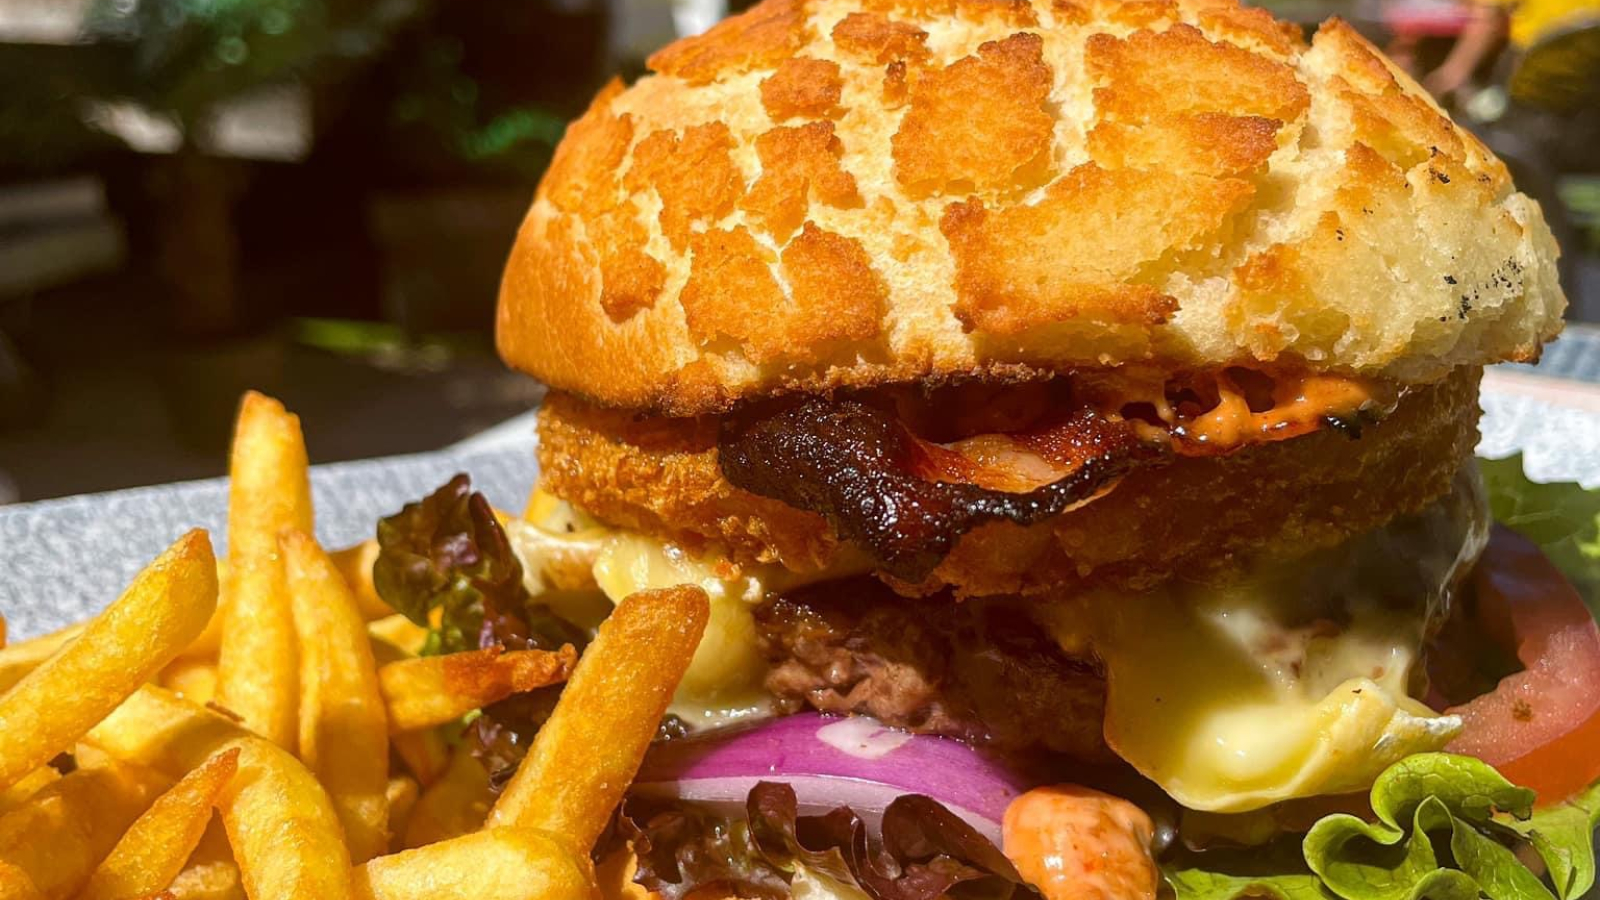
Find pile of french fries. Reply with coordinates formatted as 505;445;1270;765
0;392;710;900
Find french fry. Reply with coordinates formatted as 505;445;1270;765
161;658;219;706
487;586;709;849
330;540;395;620
403;746;492;849
379;646;575;734
0;530;217;793
167;819;243;900
385;776;419;851
282;529;390;864
0;623;84;693
366;615;429;659
175;558;229;662
80;748;241;900
215;391;312;750
0;860;41;900
0;766;59;816
391;730;449;788
0;758;165;900
167;859;243;900
86;687;354;900
352;828;594;900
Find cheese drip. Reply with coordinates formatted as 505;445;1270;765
509;489;857;731
1096;467;1490;812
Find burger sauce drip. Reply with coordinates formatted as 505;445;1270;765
718;398;1162;582
1176;371;1383;452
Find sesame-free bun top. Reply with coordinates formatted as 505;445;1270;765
497;0;1565;415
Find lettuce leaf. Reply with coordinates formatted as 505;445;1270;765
372;474;588;778
373;473;531;655
619;793;791;900
1164;844;1334;900
611;782;1040;900
1302;754;1539;900
1167;755;1599;900
1478;455;1600;613
1500;780;1600;899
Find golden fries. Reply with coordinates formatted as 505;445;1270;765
366;615;429;660
0;530;217;793
330;540;395;620
0;622;84;695
165;820;242;900
391;729;449;788
379;646;576;734
0;860;41;900
4;390;745;894
175;558;228;661
215;391;312;750
167;859;243;900
80;748;240;900
403;746;492;849
0;766;58;817
488;586;709;848
161;658;219;706
353;828;594;900
385;776;419;850
0;757;165;900
88;687;354;900
283;529;390;864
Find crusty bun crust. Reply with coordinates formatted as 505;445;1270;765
536;366;1481;597
498;0;1562;414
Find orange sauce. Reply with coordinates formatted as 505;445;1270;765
1181;372;1382;451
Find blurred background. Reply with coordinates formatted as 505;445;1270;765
0;0;1594;503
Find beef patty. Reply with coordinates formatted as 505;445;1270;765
753;578;1110;760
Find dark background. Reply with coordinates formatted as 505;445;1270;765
0;0;1595;503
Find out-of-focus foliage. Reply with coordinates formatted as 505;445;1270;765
385;34;566;181
0;0;566;175
82;0;423;124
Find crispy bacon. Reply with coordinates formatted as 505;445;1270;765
718;398;1164;581
715;367;1395;580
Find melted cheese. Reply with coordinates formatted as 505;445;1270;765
1095;471;1488;812
511;490;856;731
1098;584;1460;812
592;532;778;729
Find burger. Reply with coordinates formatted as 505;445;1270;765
377;0;1600;897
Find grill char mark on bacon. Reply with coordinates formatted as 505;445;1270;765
718;397;1164;581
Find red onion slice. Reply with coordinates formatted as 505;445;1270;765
634;714;1037;843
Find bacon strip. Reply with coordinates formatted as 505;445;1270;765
718;398;1165;581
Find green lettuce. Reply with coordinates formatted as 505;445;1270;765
1478;455;1600;613
1165;844;1333;900
1502;781;1600;899
1302;754;1539;900
1167;754;1599;900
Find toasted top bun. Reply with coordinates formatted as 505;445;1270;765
497;0;1565;415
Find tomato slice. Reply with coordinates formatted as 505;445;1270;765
1443;526;1600;805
